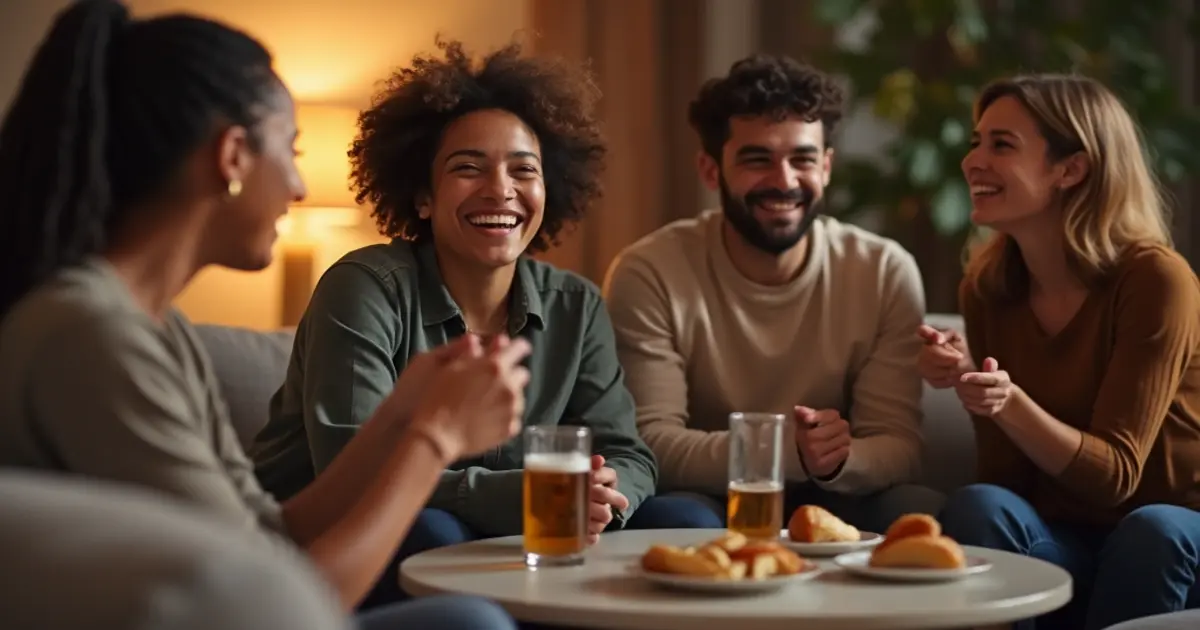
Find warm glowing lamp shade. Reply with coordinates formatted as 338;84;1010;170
278;103;363;327
281;103;363;236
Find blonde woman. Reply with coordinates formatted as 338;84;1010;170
918;74;1200;630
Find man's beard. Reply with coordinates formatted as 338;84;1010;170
719;176;821;255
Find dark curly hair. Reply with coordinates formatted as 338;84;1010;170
688;54;845;160
349;38;606;252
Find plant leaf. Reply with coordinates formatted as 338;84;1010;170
908;140;942;186
929;180;972;235
814;0;868;24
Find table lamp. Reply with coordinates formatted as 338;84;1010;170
278;103;363;327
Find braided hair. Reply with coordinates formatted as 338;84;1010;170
0;0;281;315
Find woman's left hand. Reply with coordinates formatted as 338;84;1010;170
956;357;1015;418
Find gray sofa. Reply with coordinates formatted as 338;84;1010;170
192;313;978;496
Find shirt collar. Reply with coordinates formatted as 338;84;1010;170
414;241;545;334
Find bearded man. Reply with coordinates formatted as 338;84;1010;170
602;54;944;533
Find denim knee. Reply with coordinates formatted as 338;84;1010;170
399;509;475;557
357;595;515;630
1086;505;1200;629
625;495;724;530
1102;505;1200;576
939;483;1027;546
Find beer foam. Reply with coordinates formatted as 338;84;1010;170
525;452;591;473
728;480;784;493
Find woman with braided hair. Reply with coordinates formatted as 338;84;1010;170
0;2;520;628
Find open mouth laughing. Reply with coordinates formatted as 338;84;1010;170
465;210;524;236
969;183;1002;200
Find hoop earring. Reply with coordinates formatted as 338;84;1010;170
227;179;243;198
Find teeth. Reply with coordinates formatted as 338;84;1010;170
757;201;799;212
970;185;1001;195
467;214;519;228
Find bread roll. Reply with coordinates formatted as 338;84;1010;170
882;513;940;540
868;534;966;570
787;505;860;543
874;513;941;554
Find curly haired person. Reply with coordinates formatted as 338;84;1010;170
251;39;716;609
603;54;945;533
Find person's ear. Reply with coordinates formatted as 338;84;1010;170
821;147;835;187
216;124;254;195
697;151;721;191
416;191;432;219
1056;151;1089;191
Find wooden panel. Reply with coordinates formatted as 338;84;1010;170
586;0;665;280
527;0;590;275
527;0;707;282
662;0;705;223
758;0;830;61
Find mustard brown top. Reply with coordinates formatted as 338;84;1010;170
962;244;1200;525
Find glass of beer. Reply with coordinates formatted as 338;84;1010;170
522;425;591;568
727;412;785;540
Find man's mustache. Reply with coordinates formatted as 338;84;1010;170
745;188;813;206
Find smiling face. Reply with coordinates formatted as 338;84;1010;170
419;109;545;269
962;95;1086;231
699;115;832;255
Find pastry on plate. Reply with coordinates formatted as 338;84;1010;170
881;513;940;541
868;534;966;570
640;533;810;581
787;505;860;543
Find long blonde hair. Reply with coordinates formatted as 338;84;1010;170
963;74;1172;303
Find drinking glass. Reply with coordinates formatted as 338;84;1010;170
727;412;785;540
522;425;591;568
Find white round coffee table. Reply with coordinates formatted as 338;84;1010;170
400;528;1072;630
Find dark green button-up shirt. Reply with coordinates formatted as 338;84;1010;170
251;240;657;536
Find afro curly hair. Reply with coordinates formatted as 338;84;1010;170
688;54;845;160
349;38;606;252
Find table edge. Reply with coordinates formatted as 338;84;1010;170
400;571;1073;630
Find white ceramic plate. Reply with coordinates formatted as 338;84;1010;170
636;564;822;594
833;550;993;582
778;530;884;557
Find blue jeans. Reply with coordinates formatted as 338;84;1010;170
357;595;515;629
364;495;720;607
940;483;1200;630
666;482;946;535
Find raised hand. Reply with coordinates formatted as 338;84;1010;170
376;334;484;427
408;334;532;461
794;406;851;478
956;357;1014;418
917;324;974;389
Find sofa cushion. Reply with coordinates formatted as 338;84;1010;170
193;325;295;451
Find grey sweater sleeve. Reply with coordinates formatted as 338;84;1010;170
26;313;286;540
